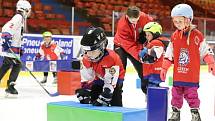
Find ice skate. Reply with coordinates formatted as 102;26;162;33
191;109;201;121
5;82;18;98
168;107;180;121
40;76;47;84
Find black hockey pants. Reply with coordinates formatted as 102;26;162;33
0;57;22;85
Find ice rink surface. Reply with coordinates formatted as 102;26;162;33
0;67;215;121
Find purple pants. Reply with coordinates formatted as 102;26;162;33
171;86;200;109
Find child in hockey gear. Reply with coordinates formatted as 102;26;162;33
160;4;215;121
114;6;153;94
36;31;64;84
139;22;169;87
75;27;125;106
0;0;31;95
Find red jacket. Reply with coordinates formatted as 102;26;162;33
82;49;125;81
39;41;64;60
114;12;153;61
171;29;204;87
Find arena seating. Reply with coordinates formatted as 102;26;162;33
73;0;215;35
0;0;91;35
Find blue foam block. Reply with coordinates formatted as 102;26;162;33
136;78;141;89
147;87;168;121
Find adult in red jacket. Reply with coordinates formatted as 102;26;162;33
114;6;153;94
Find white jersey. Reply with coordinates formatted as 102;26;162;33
0;14;24;58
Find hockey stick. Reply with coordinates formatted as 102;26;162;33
7;48;59;97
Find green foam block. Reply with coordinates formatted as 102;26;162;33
47;101;147;121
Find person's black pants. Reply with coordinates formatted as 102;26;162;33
114;45;148;94
0;57;22;85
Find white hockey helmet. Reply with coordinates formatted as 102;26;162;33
171;4;193;20
16;0;31;18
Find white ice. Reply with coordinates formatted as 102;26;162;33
0;66;215;121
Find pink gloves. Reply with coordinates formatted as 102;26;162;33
204;54;215;76
160;59;172;81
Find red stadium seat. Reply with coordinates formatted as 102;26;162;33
36;13;46;19
60;28;71;35
43;5;53;13
56;14;66;20
34;3;43;14
50;29;61;35
4;9;14;17
46;13;56;19
0;9;3;17
2;1;14;8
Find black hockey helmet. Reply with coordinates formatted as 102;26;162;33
80;27;108;61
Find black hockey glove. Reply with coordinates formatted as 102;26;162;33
138;29;147;44
92;87;112;106
75;88;91;104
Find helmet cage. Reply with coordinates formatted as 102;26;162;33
82;38;107;62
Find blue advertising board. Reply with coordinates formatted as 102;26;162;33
21;34;74;61
0;34;83;72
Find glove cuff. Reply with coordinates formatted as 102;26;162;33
162;59;172;70
204;54;215;64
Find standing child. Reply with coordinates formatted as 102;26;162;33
139;22;169;87
36;31;64;84
0;0;31;95
75;27;125;106
160;4;215;121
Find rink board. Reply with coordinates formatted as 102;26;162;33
47;101;147;121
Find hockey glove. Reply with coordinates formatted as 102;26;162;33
138;29;147;44
20;49;24;57
160;59;172;81
1;32;12;51
75;88;91;104
203;54;215;76
60;52;66;60
35;53;41;60
92;87;112;106
139;47;148;59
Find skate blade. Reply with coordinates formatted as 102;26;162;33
5;93;18;98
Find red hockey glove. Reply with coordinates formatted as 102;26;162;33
160;59;172;81
204;54;215;76
160;69;167;81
